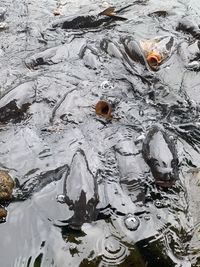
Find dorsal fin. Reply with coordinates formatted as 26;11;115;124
99;6;127;21
98;7;115;16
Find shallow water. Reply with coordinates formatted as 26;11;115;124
0;0;200;266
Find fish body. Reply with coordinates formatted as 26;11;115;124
177;18;200;39
0;81;35;123
142;126;179;187
62;149;99;230
52;7;127;30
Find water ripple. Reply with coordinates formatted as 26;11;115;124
97;235;129;266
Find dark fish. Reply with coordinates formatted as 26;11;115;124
15;165;68;201
52;7;127;30
121;36;147;66
148;10;168;18
142;126;179;187
0;81;35;123
176;18;200;39
61;149;99;230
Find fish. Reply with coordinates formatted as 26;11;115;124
59;149;99;230
52;7;127;30
142;125;179;187
176;18;200;39
0;81;35;123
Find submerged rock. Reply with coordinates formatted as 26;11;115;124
0;171;14;201
0;171;14;222
0;206;7;221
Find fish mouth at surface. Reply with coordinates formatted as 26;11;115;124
95;100;112;119
146;52;162;70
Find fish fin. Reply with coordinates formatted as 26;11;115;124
99;7;127;20
99;7;115;16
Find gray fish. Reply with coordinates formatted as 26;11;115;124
142;125;179;187
60;149;99;230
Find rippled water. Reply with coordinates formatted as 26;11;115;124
0;0;200;266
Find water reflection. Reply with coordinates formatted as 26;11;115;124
0;0;200;266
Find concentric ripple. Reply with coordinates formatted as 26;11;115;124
97;235;129;266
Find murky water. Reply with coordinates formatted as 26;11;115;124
0;0;200;266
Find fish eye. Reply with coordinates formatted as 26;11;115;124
162;161;167;167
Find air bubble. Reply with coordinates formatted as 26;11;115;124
56;194;65;203
154;200;165;208
137;202;143;207
144;215;150;221
124;214;140;231
100;80;114;91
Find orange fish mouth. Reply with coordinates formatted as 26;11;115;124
95;100;112;119
146;52;162;70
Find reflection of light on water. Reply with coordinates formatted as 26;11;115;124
124;213;140;231
190;222;200;265
96;235;129;266
185;168;200;265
